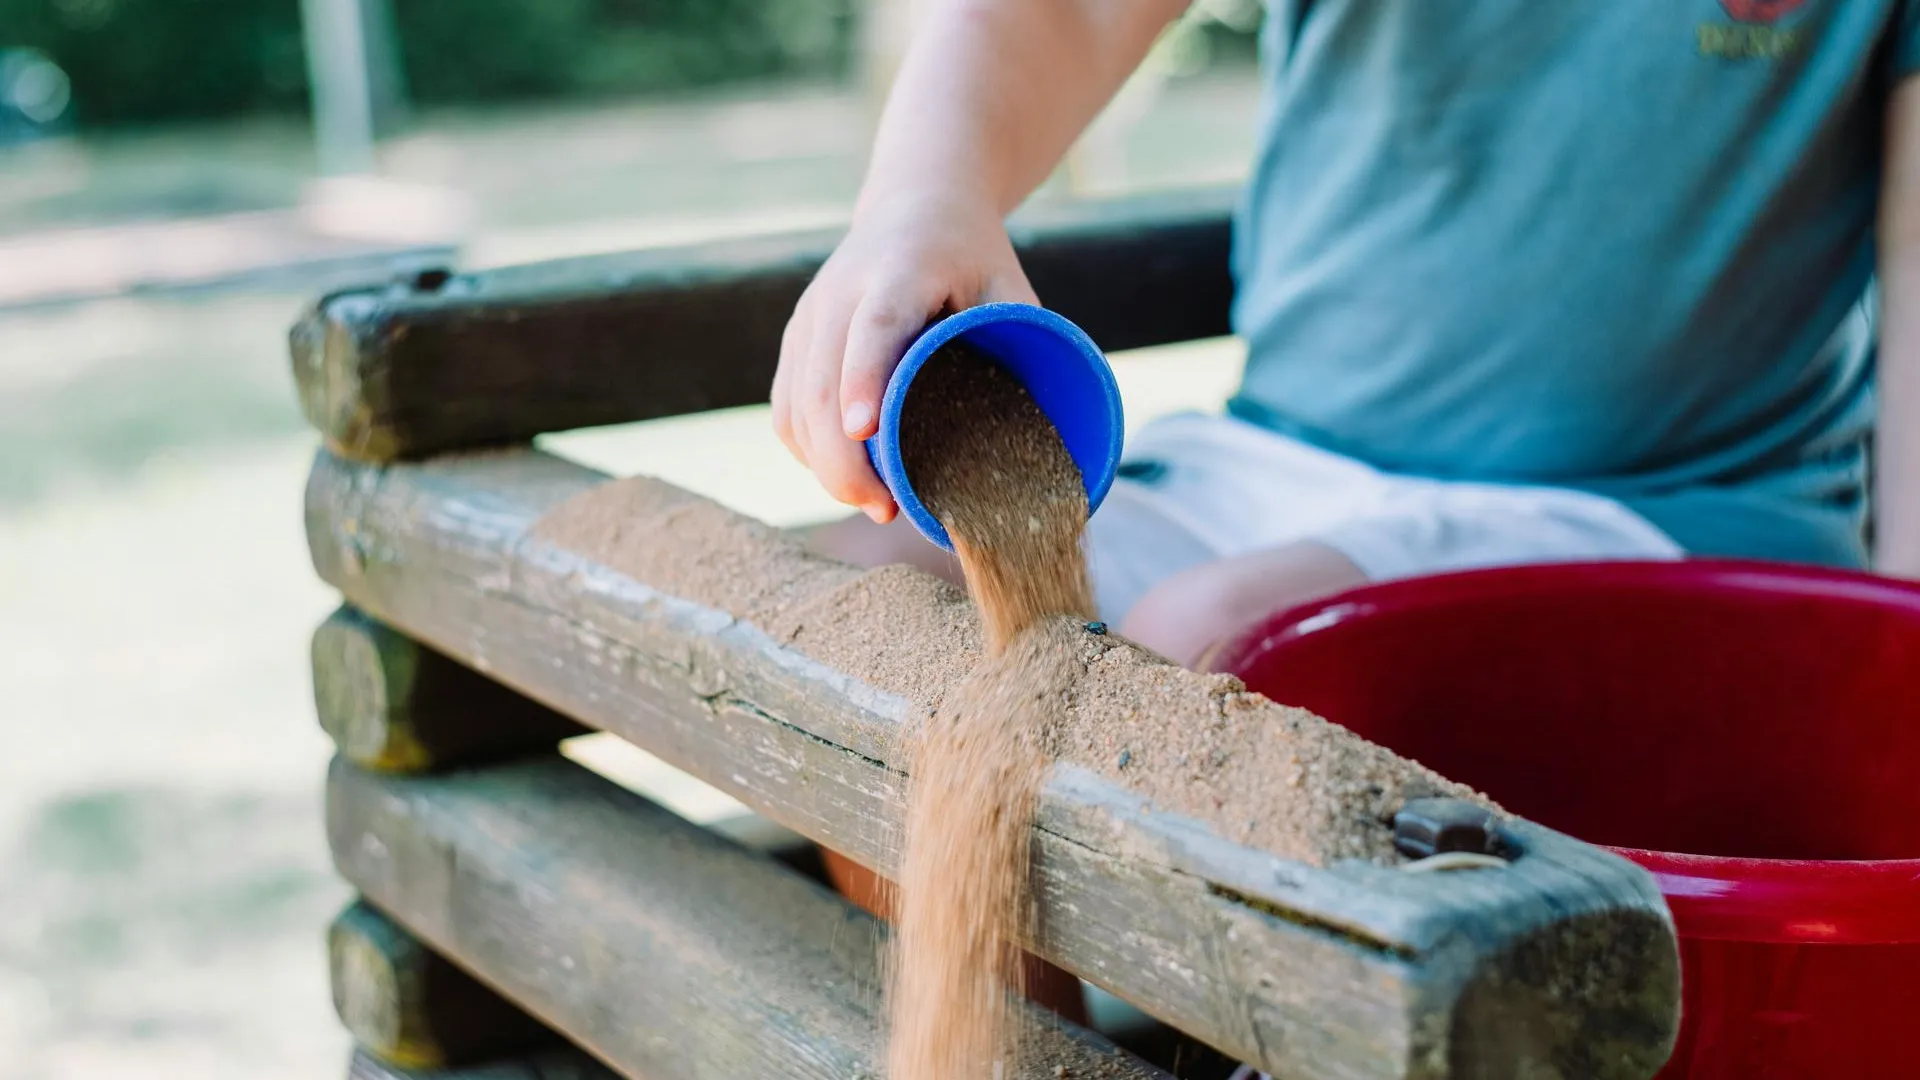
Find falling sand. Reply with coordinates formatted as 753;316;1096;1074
887;345;1093;1080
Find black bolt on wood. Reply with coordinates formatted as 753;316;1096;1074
1393;797;1512;860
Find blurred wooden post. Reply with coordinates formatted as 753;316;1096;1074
359;0;409;138
301;0;380;176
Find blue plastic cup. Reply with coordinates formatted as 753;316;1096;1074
865;302;1124;552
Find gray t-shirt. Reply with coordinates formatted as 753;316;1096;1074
1230;0;1920;567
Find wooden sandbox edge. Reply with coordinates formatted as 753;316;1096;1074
306;446;1680;1079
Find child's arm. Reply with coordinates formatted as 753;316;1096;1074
1879;79;1920;577
772;0;1188;522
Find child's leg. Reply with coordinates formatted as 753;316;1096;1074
1120;540;1369;669
1119;475;1689;672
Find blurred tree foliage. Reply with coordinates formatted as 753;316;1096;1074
2;0;858;127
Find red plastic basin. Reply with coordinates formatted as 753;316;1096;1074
1214;560;1920;1079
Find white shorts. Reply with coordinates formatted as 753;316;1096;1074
1085;412;1683;623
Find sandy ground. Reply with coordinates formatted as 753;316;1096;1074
1;291;343;1079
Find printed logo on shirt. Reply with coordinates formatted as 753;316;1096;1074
1719;0;1808;20
1700;0;1810;59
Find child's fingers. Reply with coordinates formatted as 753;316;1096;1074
771;303;813;463
840;285;935;439
804;313;895;519
813;421;896;521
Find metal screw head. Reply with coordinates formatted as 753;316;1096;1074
1392;798;1511;860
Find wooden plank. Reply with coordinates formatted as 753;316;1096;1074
329;754;1174;1080
305;447;1681;1080
314;605;590;772
309;603;822;872
332;900;559;1069
290;186;1236;461
348;1047;615;1080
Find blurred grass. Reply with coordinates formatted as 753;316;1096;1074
2;0;860;127
0;124;312;234
0;294;308;507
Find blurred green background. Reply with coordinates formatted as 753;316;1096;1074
6;0;859;125
6;0;1265;127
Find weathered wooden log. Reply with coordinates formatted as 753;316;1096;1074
330;754;1172;1080
348;1047;616;1080
309;610;823;868
329;900;558;1069
306;446;1681;1079
313;605;589;772
290;186;1236;461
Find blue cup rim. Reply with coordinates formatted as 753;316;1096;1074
870;302;1123;552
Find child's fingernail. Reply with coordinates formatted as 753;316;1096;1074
862;500;893;524
842;402;874;437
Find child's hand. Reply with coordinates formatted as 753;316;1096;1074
773;191;1038;523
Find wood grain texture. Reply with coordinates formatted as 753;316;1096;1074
290;187;1236;461
330;900;557;1069
348;1047;616;1080
305;447;1681;1079
314;605;591;772
330;754;1172;1080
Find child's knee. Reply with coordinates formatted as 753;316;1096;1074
1119;544;1368;670
1119;565;1248;669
